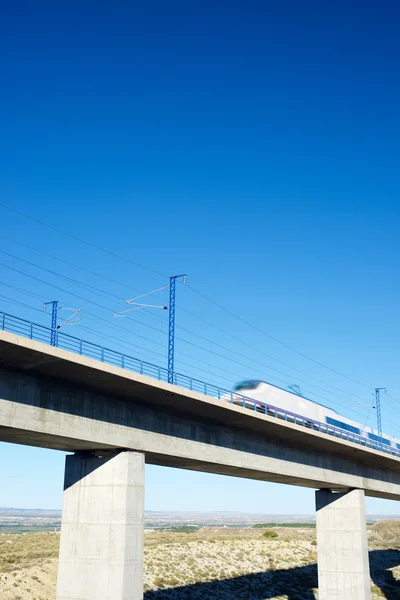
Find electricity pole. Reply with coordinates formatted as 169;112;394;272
43;301;81;347
44;300;58;347
114;275;187;383
168;274;187;384
375;387;386;443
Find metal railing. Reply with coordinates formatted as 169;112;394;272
1;310;399;458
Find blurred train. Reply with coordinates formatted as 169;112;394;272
226;379;400;452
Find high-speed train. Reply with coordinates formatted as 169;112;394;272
226;379;400;453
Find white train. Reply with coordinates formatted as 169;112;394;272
226;379;400;454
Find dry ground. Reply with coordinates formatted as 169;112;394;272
1;523;400;599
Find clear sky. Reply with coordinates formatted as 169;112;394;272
1;0;400;515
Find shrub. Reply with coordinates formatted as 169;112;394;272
170;526;200;534
262;530;278;539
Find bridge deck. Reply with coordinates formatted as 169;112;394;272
1;330;400;476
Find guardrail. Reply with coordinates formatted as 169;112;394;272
1;310;399;458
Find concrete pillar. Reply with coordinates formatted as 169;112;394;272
56;451;145;600
316;488;371;600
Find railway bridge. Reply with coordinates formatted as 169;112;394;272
1;315;400;600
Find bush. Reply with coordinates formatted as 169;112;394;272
170;526;200;534
252;523;315;528
262;530;278;539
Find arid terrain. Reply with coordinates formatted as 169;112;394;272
1;522;400;599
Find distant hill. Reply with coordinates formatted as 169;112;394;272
1;508;399;525
0;507;62;517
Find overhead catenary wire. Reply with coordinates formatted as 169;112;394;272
0;248;166;326
175;320;371;407
79;324;236;389
3;280;398;436
0;249;360;398
383;394;400;421
80;314;243;386
174;333;370;419
0;294;44;314
0;288;373;422
0;259;372;420
0;247;372;408
177;303;371;404
185;284;373;390
0;233;167;302
0;214;377;406
0;277;269;389
2;206;399;436
0;294;167;366
2;231;371;401
0;287;253;390
0;278;333;400
0;280;369;422
0;203;167;278
0;263;168;355
0;204;374;392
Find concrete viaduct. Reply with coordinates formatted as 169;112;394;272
1;329;400;600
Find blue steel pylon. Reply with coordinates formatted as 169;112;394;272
44;300;59;347
168;275;186;384
375;387;386;444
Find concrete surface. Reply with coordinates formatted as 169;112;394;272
2;365;400;499
56;451;145;600
1;331;400;499
1;331;397;600
316;489;371;600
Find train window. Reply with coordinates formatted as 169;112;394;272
368;433;391;446
233;380;262;391
325;417;360;435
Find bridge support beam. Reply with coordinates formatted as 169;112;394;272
316;488;371;600
56;451;145;600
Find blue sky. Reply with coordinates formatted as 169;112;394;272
1;0;400;514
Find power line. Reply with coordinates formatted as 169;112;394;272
0;206;373;394
0;282;47;302
2;233;369;402
384;394;400;421
386;393;400;405
80;312;166;352
0;203;167;278
361;392;400;438
0;260;123;317
177;303;370;403
0;248;365;406
78;323;167;362
185;284;373;390
0;251;166;333
174;333;369;419
0;294;44;314
80;324;236;389
0;280;373;425
175;321;370;407
0;233;162;299
0;262;169;358
0;263;370;419
359;405;374;435
0;284;241;389
0;293;167;366
0;287;169;365
60;302;311;394
79;317;241;387
0;248;165;326
0;290;370;420
0;277;253;387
